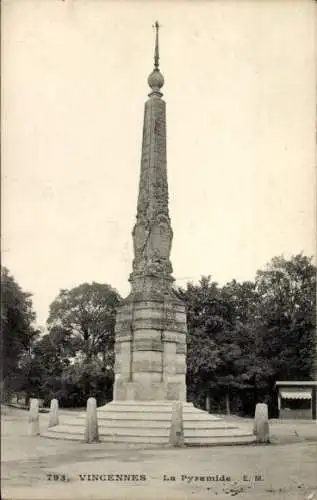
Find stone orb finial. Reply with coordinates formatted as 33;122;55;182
148;69;164;94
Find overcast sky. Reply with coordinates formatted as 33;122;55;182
2;0;316;326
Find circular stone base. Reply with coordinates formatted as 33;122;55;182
41;401;255;446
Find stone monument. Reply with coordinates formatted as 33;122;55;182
43;23;255;445
113;21;187;403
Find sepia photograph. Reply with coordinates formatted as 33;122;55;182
1;0;317;499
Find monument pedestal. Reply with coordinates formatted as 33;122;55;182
113;290;187;402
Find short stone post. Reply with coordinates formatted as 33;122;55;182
48;399;59;428
253;403;270;443
205;395;211;413
84;397;99;443
169;401;184;447
28;398;40;436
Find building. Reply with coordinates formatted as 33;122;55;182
276;381;317;420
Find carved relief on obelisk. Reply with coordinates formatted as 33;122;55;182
131;101;174;282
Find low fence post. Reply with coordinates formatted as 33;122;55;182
28;398;40;436
169;401;184;447
253;403;270;443
84;397;99;443
48;398;59;428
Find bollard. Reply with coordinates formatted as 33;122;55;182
169;401;184;447
28;398;40;436
205;395;211;413
253;403;270;443
84;397;99;443
48;399;59;428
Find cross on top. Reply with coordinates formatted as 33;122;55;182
152;21;161;69
153;21;162;31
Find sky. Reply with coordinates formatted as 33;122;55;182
2;0;316;327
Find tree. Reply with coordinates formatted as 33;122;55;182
178;276;253;410
0;267;38;400
255;254;316;382
18;333;71;403
178;254;316;416
47;282;121;403
57;358;113;407
177;277;220;400
220;279;273;414
47;282;121;363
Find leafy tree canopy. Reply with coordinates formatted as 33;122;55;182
47;282;121;364
1;267;39;397
179;254;316;411
255;254;316;380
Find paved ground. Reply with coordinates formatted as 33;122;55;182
2;406;317;500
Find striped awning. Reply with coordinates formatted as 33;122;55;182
280;390;311;400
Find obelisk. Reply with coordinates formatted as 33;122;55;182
113;22;187;401
43;23;255;445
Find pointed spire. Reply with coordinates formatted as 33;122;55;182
148;21;164;97
154;20;160;70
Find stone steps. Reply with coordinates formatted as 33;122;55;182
42;430;254;446
99;406;213;414
52;425;243;435
42;432;86;442
44;419;242;432
43;425;83;436
185;435;255;446
64;420;238;430
97;414;223;422
46;426;250;438
98;401;216;419
41;401;255;446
